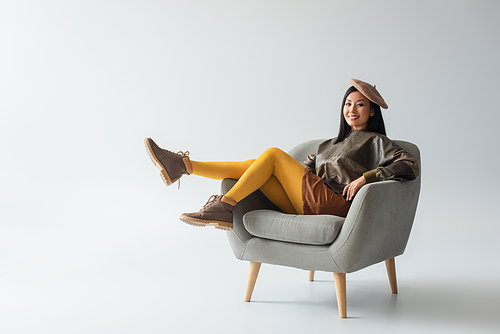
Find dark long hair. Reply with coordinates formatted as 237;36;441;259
334;86;386;144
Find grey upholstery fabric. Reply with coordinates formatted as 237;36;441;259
222;139;420;274
244;210;345;245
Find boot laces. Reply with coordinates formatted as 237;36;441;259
201;195;221;210
168;150;190;157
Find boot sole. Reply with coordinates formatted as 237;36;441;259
144;138;174;186
179;215;233;230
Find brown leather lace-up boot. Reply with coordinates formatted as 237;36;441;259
144;138;192;187
180;195;236;230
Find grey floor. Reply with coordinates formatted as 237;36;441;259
1;180;499;334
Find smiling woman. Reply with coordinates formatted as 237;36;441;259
344;91;374;131
335;79;387;144
145;78;419;229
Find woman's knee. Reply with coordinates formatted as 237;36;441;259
260;147;286;160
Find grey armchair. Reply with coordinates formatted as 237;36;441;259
221;139;421;318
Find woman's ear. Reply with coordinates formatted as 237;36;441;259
370;108;375;116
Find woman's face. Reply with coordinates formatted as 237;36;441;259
343;91;374;131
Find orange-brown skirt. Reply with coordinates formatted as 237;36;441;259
301;168;350;217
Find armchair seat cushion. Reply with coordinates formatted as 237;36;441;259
243;210;345;245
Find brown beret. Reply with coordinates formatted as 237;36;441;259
349;78;388;109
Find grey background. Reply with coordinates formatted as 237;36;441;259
1;0;499;333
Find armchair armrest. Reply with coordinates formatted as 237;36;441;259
329;178;421;273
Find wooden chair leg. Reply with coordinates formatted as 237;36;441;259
385;257;398;294
308;270;315;281
244;262;261;302
333;272;347;318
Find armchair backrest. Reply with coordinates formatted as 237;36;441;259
288;139;324;163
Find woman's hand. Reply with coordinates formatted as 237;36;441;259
342;176;367;201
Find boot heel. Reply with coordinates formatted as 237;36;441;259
160;169;173;186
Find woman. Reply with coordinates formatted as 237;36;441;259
145;79;419;230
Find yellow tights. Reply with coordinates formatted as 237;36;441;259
190;148;305;215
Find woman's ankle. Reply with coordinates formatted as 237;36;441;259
221;195;237;206
183;157;193;175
